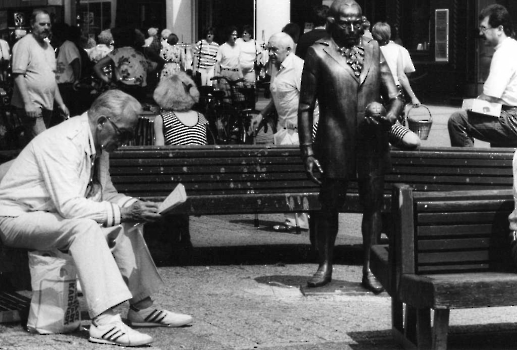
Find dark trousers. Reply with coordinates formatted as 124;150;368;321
448;108;517;147
16;107;53;147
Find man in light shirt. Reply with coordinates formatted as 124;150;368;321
250;32;309;233
448;4;517;147
0;90;192;347
11;9;69;145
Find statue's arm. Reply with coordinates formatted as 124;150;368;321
298;48;323;184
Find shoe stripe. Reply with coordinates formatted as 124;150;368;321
145;310;166;323
154;314;167;324
103;327;125;341
111;331;124;342
144;310;159;322
102;327;117;339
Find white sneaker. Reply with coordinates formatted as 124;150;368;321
89;314;153;347
128;306;193;327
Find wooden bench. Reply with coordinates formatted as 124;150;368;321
1;145;516;324
371;184;517;350
109;145;515;217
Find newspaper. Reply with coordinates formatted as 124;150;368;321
158;184;187;215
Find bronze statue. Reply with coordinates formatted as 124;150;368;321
298;0;404;292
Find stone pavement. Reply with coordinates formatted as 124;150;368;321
2;103;516;350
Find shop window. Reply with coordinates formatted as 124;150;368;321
405;0;431;52
79;1;112;38
434;9;449;62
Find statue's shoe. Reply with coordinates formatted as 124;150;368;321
307;270;331;288
361;271;384;294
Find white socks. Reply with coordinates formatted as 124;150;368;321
93;309;120;326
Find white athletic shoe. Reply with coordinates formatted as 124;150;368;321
128;306;193;328
89;314;153;347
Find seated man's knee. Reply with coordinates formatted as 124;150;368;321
69;219;103;239
448;110;467;128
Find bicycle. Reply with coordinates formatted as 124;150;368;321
199;76;258;144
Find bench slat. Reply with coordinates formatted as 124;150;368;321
416;211;511;224
390;165;512;176
418;250;489;264
115;181;319;194
417;224;497;236
417;263;489;273
110;173;316;184
418;237;490;251
109;164;307;175
399;272;517;309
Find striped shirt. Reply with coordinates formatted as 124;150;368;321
194;40;219;70
162;110;209;145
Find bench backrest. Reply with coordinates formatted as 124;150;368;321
110;145;515;198
109;145;319;197
386;147;514;191
392;184;516;276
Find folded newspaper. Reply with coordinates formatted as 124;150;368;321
158;184;187;215
462;98;502;117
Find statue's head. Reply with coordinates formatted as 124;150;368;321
327;0;364;48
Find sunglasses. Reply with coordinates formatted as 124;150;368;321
106;117;134;143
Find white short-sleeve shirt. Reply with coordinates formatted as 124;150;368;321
483;37;517;106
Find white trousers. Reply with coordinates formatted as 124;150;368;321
198;66;216;86
272;129;309;229
0;213;164;318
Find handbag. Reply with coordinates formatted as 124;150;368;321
27;250;81;334
273;127;299;145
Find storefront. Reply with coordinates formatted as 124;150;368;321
384;0;517;101
0;0;66;44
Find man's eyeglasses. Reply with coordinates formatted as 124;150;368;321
106;117;134;143
479;25;495;33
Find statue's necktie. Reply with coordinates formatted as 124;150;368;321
338;45;364;77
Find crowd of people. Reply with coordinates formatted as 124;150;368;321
1;0;517;347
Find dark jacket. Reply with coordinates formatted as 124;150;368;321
295;29;328;60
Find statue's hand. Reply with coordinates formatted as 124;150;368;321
366;115;392;132
304;156;323;185
364;101;392;132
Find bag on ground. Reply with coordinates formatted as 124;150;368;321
27;250;81;334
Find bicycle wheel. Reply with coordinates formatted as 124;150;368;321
213;104;238;144
237;110;255;145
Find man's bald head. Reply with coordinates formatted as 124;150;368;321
269;32;295;51
268;32;295;69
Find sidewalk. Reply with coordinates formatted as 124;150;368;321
2;103;514;350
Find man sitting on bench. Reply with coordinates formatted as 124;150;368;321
0;90;192;347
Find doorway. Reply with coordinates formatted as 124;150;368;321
197;0;254;43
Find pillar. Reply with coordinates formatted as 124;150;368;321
256;0;290;43
165;0;196;43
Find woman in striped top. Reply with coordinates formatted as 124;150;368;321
193;27;219;86
153;71;209;146
153;71;209;255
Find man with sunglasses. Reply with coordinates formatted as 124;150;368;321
298;0;403;292
448;4;517;147
0;90;192;347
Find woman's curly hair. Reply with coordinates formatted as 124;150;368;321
153;71;200;111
